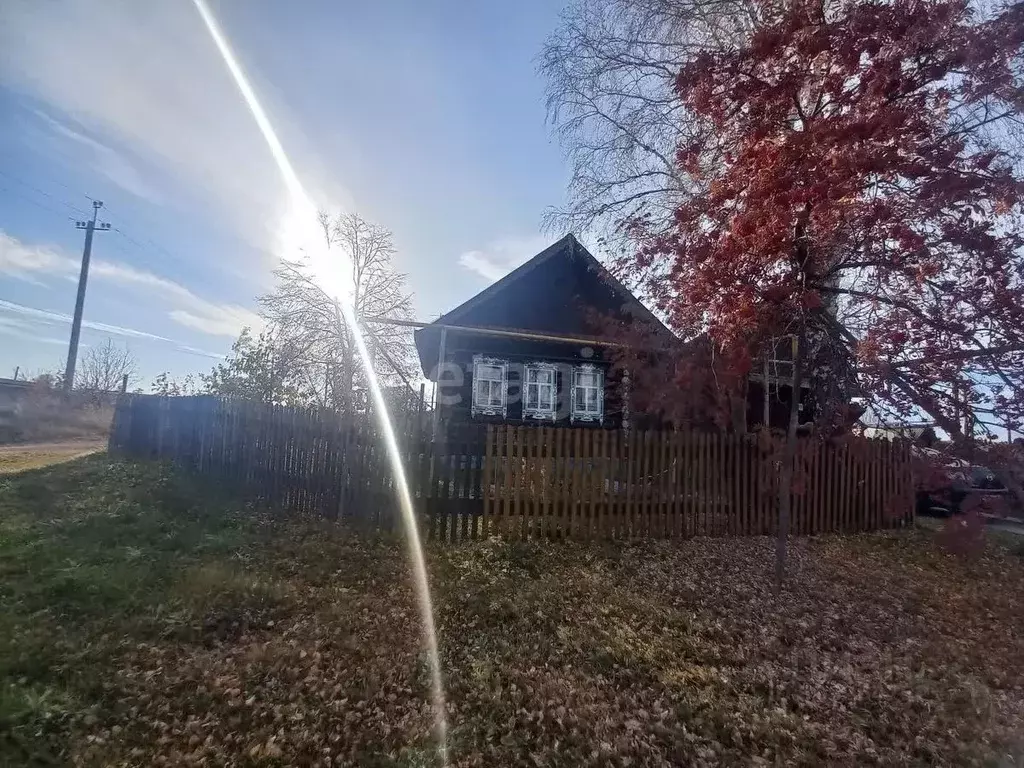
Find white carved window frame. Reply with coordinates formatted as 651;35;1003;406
571;363;604;424
523;362;557;421
471;355;508;418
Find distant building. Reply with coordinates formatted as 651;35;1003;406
862;423;936;442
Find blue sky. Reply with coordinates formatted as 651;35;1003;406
0;0;568;387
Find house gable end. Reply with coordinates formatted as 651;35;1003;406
415;234;675;378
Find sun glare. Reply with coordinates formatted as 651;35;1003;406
192;0;448;761
275;199;354;302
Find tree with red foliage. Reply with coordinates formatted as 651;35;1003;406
614;0;1024;581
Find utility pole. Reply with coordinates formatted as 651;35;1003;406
64;200;110;392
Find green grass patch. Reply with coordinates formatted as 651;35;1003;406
1;456;1023;766
0;456;301;764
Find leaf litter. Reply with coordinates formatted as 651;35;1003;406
1;457;1023;766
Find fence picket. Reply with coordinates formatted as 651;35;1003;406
633;431;646;538
843;441;854;533
505;427;517;541
658;432;668;539
532;427;541;540
549;426;561;540
734;435;744;536
579;429;589;540
548;427;557;539
599;429;610;539
820;441;831;534
482;426;493;538
535;427;545;540
695;432;706;536
592;429;603;539
610;429;619;539
678;432;689;537
648;430;659;537
499;425;510;538
852;441;863;531
724;436;733;536
452;434;466;543
649;430;661;538
794;441;805;536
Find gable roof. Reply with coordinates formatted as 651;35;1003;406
433;234;670;333
413;235;677;377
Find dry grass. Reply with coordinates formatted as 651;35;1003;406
0;388;113;445
0;442;105;474
2;457;1023;766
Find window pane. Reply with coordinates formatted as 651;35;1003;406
526;367;553;385
525;383;537;409
488;381;502;406
577;372;596;388
539;388;552;409
475;379;490;404
585;389;598;409
478;364;501;381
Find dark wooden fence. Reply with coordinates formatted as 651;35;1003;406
109;395;913;541
481;425;913;539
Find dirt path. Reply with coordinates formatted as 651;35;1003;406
0;439;106;473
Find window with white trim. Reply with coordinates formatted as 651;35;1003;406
571;364;604;423
471;356;507;417
523;363;557;421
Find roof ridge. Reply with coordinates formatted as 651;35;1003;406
433;233;579;326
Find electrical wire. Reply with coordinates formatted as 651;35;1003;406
0;185;79;222
0;169;91;217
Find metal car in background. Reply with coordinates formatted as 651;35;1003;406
914;446;1008;517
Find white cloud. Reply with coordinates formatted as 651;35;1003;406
174;344;227;360
87;259;262;338
168;307;258;338
458;235;550;284
0;235;69;282
0;299;227;361
1;0;351;260
0;230;260;338
34;111;162;203
0;317;74;347
0;299;170;341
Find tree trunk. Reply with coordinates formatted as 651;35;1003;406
763;357;770;428
775;332;805;593
731;379;748;434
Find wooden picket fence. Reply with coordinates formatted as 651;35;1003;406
108;395;491;538
480;425;913;540
109;395;913;542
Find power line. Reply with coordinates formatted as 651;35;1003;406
0;185;78;221
97;202;187;269
112;226;162;257
0;169;91;217
4;164;95;204
109;221;182;266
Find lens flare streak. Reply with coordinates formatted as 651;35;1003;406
192;1;448;760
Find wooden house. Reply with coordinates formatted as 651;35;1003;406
414;234;814;436
414;235;676;434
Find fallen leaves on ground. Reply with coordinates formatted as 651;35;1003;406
2;457;1023;766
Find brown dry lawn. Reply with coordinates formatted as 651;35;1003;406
1;455;1023;766
0;440;106;474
